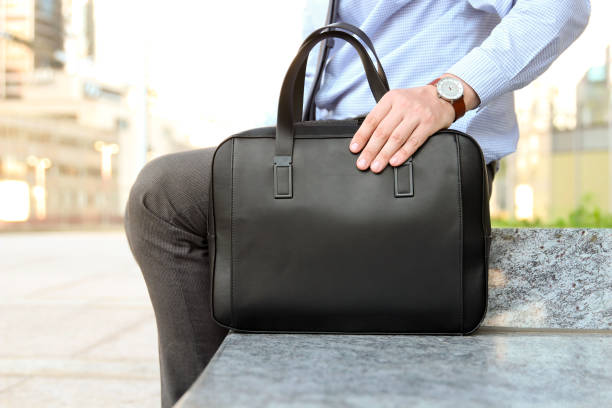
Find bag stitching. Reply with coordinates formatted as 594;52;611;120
230;138;236;327
455;134;464;334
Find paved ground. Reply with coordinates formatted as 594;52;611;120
0;231;160;407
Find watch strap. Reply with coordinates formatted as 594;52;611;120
429;77;466;121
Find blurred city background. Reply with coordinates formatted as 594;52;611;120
0;0;611;406
0;1;611;230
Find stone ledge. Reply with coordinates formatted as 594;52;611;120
486;228;611;330
176;331;612;408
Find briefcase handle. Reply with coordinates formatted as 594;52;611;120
293;23;390;121
299;23;389;87
276;28;390;159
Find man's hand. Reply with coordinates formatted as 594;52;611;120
349;74;479;173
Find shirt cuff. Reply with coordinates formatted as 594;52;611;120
446;47;507;112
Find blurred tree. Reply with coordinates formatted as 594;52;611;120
492;194;612;228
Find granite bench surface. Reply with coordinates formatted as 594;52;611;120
176;330;611;408
177;228;612;407
484;228;611;330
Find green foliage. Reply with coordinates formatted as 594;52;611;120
492;194;612;228
491;217;544;228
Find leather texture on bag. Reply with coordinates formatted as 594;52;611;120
209;24;491;335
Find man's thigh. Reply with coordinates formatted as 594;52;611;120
131;147;216;235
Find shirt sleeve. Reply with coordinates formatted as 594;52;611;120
447;0;591;111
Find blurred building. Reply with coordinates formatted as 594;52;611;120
492;47;612;222
549;49;611;219
0;0;186;229
0;0;65;99
33;0;64;68
0;0;123;228
490;83;554;221
0;72;127;227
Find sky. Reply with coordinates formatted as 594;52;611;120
93;0;313;146
92;0;612;146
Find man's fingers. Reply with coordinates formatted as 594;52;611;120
372;118;419;172
350;95;392;153
350;87;448;171
356;108;404;171
389;123;435;166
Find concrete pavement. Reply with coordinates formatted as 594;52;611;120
0;231;160;407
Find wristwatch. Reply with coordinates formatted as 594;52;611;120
429;76;466;121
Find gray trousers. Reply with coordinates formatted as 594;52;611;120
124;146;498;407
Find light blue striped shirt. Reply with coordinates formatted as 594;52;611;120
303;0;590;163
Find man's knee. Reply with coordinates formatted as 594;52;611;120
126;153;180;223
125;148;215;236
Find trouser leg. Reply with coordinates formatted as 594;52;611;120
124;147;228;408
486;159;498;200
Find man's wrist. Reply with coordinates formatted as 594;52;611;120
439;73;480;111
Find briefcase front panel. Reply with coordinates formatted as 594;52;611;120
209;121;489;334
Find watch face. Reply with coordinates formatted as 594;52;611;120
436;77;464;101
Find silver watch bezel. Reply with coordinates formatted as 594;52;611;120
436;77;464;102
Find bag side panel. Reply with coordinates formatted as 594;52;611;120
458;135;489;333
210;138;235;326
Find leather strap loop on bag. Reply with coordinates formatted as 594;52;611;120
296;22;390;121
277;30;390;159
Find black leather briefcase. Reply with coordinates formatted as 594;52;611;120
208;23;491;334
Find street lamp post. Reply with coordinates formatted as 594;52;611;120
94;141;119;223
94;141;119;180
26;156;52;220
